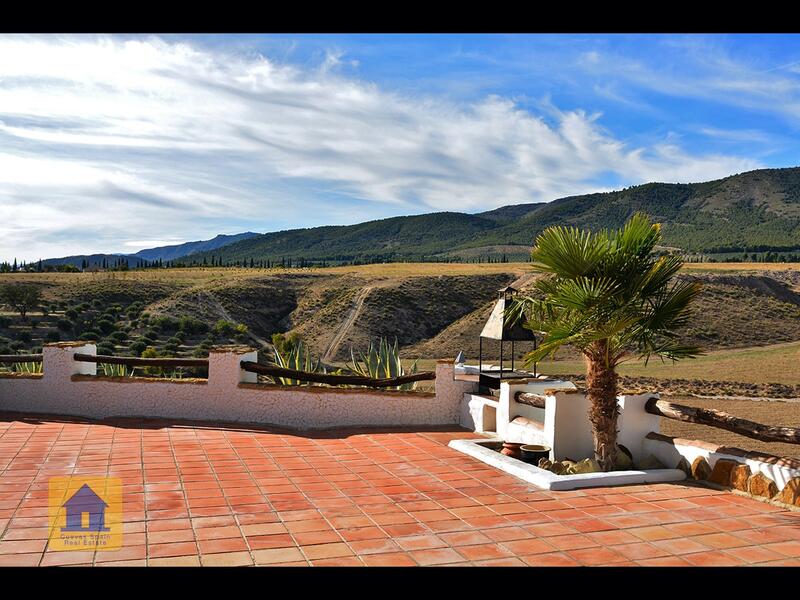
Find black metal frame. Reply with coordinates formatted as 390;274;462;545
478;336;538;380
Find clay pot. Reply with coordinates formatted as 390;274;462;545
520;444;551;464
500;442;523;459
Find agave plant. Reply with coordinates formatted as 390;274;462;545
13;360;43;374
100;363;132;377
270;339;324;385
348;338;418;391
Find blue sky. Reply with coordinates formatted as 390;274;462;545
3;33;800;261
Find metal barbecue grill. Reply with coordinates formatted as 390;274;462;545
478;286;538;389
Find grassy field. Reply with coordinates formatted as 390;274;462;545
536;341;800;386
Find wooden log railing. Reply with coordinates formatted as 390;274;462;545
73;354;209;368
645;397;800;445
240;361;435;389
514;392;546;409
0;354;43;363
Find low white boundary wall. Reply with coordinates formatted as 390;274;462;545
0;345;472;430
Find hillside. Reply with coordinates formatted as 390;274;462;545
180;167;800;265
40;232;259;270
3;265;800;370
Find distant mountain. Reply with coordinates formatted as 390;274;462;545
41;232;259;270
132;232;259;262
182;167;800;264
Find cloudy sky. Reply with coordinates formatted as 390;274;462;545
3;33;800;262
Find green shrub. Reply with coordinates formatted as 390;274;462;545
96;343;115;356
64;309;78;320
152;315;179;332
45;330;61;343
16;330;32;343
173;330;186;342
192;347;209;358
213;319;236;335
108;331;127;342
178;316;208;335
78;331;100;342
56;318;73;331
128;340;147;355
0;316;11;328
9;341;25;351
97;318;115;334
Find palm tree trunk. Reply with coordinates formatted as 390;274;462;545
585;340;619;472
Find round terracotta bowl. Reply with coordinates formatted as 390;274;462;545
500;442;523;459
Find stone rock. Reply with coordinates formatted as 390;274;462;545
675;457;692;477
730;464;752;491
569;458;601;474
691;456;712;480
709;459;739;487
775;477;800;507
748;472;779;499
613;445;634;470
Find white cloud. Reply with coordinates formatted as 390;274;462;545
0;35;761;261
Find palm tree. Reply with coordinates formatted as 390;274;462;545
507;213;702;471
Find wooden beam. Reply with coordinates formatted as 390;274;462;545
514;392;546;409
73;354;208;368
645;397;800;445
240;361;435;388
0;354;43;363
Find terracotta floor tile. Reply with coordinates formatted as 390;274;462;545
348;538;401;555
567;546;628;566
546;534;600;551
252;546;306;565
522;551;580;566
692;532;750;550
682;550;746;566
395;534;447;551
634;555;691;566
201;551;254;566
293;529;343;546
149;555;201;566
455;543;514;561
611;542;671;561
764;540;800;558
361;551;417;566
723;545;785;564
409;547;465;566
502;538;555;556
381;523;429;537
652;537;711;556
484;526;532;542
198;537;248;554
439;530;492;547
301;542;353;560
148;541;199;559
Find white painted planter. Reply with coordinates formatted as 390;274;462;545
449;437;686;491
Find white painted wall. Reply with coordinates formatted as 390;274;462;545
0;346;469;430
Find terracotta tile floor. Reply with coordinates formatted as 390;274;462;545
1;413;799;567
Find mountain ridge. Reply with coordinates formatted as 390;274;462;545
181;166;800;264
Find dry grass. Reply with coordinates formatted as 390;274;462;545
660;395;800;459
538;341;800;386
